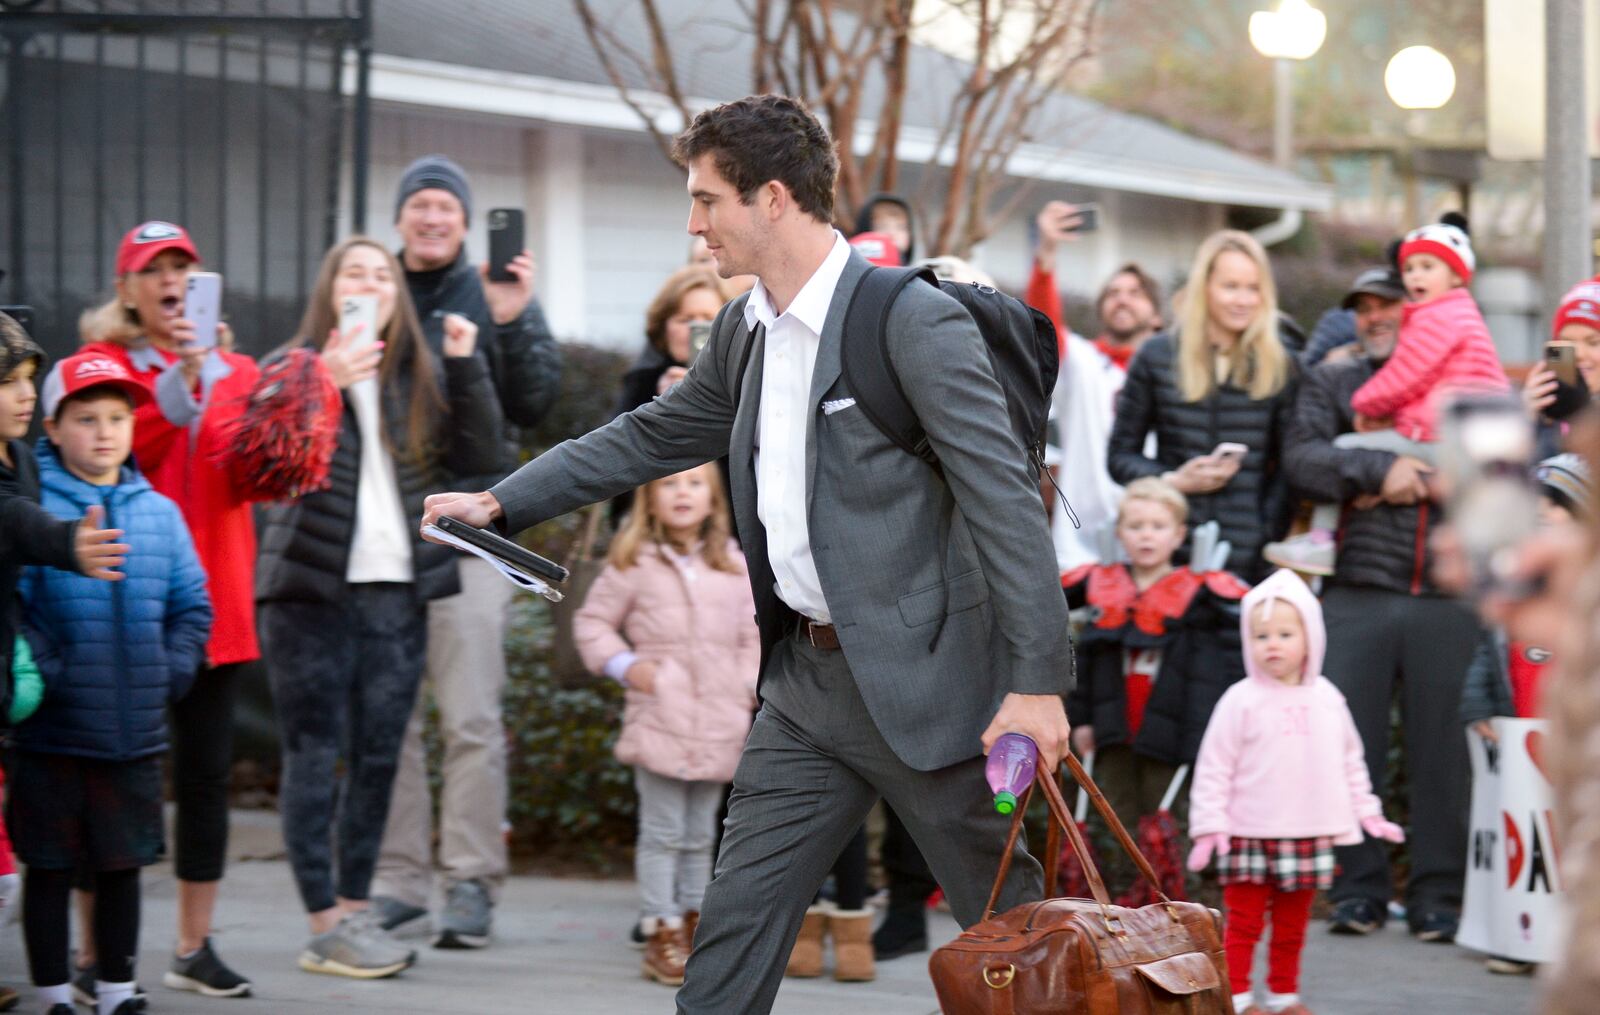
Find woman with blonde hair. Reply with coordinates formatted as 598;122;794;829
1107;229;1297;579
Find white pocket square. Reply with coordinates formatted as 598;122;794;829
823;398;857;415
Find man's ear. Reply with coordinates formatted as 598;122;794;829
761;179;790;220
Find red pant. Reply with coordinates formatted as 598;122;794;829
1222;883;1315;996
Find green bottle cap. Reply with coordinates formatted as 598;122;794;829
994;791;1018;815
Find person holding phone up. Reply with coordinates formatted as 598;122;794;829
370;155;562;950
1523;278;1600;457
1108;230;1298;581
252;237;503;978
75;222;263;999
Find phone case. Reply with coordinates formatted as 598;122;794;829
185;273;222;349
487;209;524;283
435;515;569;584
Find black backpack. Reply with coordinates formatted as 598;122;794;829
837;266;1060;483
729;266;1062;482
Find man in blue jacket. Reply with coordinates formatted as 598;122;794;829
15;351;212;1015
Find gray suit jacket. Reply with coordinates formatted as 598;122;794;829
490;250;1072;771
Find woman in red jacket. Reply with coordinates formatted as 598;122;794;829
74;221;258;999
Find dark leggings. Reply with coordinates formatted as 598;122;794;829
261;584;427;913
25;867;139;986
169;662;243;883
829;827;870;911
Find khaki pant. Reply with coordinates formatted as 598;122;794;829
373;557;513;905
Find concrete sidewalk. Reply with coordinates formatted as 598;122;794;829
0;810;1541;1014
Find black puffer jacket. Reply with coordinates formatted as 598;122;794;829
1107;333;1298;580
255;353;504;605
1063;565;1248;766
404;249;562;491
1;439;80;707
1282;353;1439;595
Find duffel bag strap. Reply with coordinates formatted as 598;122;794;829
1060;751;1175;906
982;773;1113;920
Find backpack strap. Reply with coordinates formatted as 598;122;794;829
840;265;942;472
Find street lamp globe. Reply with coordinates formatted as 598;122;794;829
1248;0;1327;62
1385;45;1456;110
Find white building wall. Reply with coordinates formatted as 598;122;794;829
356;104;1236;350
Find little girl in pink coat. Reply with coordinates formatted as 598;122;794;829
1187;569;1405;1015
574;462;759;988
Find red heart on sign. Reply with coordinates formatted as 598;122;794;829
1527;729;1551;785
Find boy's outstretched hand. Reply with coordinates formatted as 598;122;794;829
1361;816;1406;843
74;505;128;581
1186;833;1231;872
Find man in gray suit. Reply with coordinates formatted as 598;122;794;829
423;95;1073;1013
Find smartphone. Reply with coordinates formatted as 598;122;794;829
338;294;379;349
1437;393;1540;598
1063;202;1100;234
687;320;713;365
487;208;525;283
1211;441;1248;463
184;272;222;349
1546;341;1579;387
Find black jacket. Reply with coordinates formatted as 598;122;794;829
1;439;80;703
854;193;917;263
1063;565;1247;766
1107;333;1298;580
404;249;562;491
255;354;504;605
1282;353;1440;595
1459;629;1516;727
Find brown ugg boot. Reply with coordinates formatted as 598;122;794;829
829;908;876;982
641;918;689;986
785;906;828;978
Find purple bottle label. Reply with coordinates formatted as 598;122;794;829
986;733;1038;813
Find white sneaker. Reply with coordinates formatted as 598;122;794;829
1262;530;1337;577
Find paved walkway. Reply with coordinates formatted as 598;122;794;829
0;811;1542;1014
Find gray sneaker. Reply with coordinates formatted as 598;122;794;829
370;894;429;933
299;910;416;979
434;879;492;949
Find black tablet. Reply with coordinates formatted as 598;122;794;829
434;515;570;584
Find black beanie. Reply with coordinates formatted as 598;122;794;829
394;154;472;223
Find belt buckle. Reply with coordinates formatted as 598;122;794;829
807;621;821;648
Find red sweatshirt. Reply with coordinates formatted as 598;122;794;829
79;341;262;666
1349;288;1509;442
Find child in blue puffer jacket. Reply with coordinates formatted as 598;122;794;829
14;351;212;1015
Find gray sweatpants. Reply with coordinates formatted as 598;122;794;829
634;768;722;921
676;631;1043;1014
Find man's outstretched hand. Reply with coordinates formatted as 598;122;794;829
420;490;505;543
981;693;1072;773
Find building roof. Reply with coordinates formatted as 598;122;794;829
367;0;1331;211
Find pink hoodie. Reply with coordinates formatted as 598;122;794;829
1188;569;1384;845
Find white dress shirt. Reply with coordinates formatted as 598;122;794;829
743;232;852;623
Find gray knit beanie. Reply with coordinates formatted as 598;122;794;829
394;154;472;223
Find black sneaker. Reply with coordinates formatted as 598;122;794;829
47;1006;74;1015
71;968;147;1009
629;920;647;950
1411;910;1459;943
872;904;929;961
109;1002;141;1015
163;937;253;998
1327;898;1386;935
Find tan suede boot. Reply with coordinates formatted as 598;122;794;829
828;909;876;982
785;905;828;978
641;918;688;986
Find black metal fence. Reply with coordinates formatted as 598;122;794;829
0;0;371;362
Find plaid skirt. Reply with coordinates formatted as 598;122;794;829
1216;836;1336;892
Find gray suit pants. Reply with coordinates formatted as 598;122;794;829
676;631;1044;1014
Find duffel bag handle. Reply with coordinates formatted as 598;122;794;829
982;759;1175;921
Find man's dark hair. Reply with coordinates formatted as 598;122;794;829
672;95;838;223
1097;262;1164;320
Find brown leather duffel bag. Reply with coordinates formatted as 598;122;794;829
928;753;1233;1014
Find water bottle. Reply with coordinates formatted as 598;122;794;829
985;733;1039;815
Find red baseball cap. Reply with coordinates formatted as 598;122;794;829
849;231;904;268
115;221;201;275
40;351;153;419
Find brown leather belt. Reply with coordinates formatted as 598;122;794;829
799;618;841;651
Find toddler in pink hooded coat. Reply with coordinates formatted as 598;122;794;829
1187;569;1404;1015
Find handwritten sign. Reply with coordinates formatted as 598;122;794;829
1457;718;1567;963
